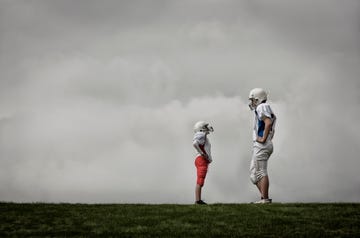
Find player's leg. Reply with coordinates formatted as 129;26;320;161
250;159;262;194
195;156;208;204
257;175;269;199
251;143;273;203
260;144;273;201
250;159;271;203
195;184;202;201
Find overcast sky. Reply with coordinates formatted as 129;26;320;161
1;0;359;203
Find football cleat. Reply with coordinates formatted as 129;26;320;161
195;200;207;205
253;198;272;204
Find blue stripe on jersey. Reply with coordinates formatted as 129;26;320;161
257;119;265;137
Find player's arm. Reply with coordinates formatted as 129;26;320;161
193;140;208;159
256;117;272;143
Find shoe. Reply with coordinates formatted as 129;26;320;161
253;198;272;204
195;200;207;205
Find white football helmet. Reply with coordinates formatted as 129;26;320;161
248;88;267;110
194;121;214;133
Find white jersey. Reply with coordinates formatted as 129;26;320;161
193;131;212;162
253;103;276;143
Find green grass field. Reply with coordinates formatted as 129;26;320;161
0;203;359;237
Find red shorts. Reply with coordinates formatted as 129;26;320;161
195;156;209;186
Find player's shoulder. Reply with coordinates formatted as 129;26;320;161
256;103;272;112
193;131;206;140
256;103;274;119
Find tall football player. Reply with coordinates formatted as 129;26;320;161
248;88;276;203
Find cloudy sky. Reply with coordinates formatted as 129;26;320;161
0;0;359;203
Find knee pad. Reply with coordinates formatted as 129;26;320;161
250;173;258;184
250;170;267;184
197;178;205;186
250;160;268;184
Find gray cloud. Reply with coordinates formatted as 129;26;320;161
0;0;359;203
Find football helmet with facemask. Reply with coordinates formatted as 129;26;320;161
248;88;268;110
194;121;214;133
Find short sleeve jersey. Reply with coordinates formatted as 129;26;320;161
193;131;212;162
253;103;276;143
